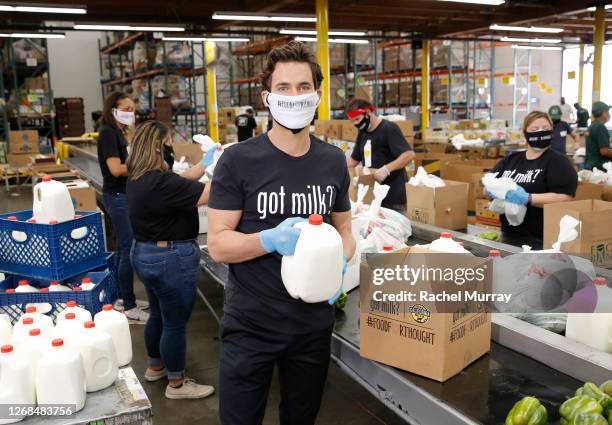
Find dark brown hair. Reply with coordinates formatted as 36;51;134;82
260;41;323;92
522;111;553;132
101;91;130;129
347;98;373;111
126;120;172;180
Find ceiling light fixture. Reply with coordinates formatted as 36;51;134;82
161;36;250;42
511;44;563;51
294;36;369;44
212;12;316;22
74;24;185;31
490;24;563;33
280;29;367;36
10;32;66;39
436;0;505;5
0;4;86;14
587;4;612;11
501;36;562;43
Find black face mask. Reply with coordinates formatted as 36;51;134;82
163;145;174;170
524;130;553;150
355;114;370;131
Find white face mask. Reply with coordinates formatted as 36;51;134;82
113;109;135;126
264;92;320;133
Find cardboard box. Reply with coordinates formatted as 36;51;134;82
314;120;330;137
406;180;469;230
603;186;612;202
411;153;462;177
340;120;358;141
326;121;343;140
7;154;32;167
359;247;491;382
172;142;203;165
32;164;71;177
8;130;39;154
544;200;612;267
349;167;377;204
440;159;498;211
472;173;486;201
475;199;501;228
424;143;450;154
64;180;97;211
394;120;414;138
575;182;604;201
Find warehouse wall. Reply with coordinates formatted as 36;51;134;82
48;31;104;133
491;45;562;126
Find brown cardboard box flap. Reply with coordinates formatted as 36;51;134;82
406;180;469;230
349;167;378;204
575;182;605;201
172;142;203;165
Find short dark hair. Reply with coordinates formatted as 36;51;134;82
574;102;580;108
347;98;373;112
101;91;130;129
246;108;254;115
260;41;323;92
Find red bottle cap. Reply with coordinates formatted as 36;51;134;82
82;277;92;284
18;280;29;286
22;317;33;325
50;281;60;286
29;329;41;336
73;287;82;291
1;345;13;353
383;245;393;252
52;339;63;347
84;321;95;329
308;214;323;225
66;301;77;307
489;250;500;257
42;175;52;182
49;220;58;225
7;216;17;221
440;232;452;239
102;304;113;311
26;306;37;313
65;313;76;320
5;289;15;294
594;277;607;286
40;288;49;293
74;214;82;219
26;218;36;223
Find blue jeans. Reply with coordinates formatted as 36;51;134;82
102;192;136;310
131;239;200;380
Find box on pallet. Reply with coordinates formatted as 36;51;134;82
359;247;491;382
6;154;33;167
8;130;39;154
474;199;501;228
405;180;469;230
575;182;604;201
544;200;612;267
64;180;97;211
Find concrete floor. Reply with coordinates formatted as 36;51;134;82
1;184;404;425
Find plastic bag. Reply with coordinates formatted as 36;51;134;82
367;182;390;219
408;166;446;188
552;215;580;251
172;156;190;174
361;227;408;253
450;133;485;151
351;184;370;215
482;173;527;226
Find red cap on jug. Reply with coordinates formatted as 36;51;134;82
5;289;15;294
489;250;500;257
66;301;76;307
73;287;82;291
18;280;29;286
26;219;36;223
1;345;13;353
594;277;607;286
308;214;323;225
102;304;113;311
40;288;49;293
383;245;393;252
22;317;33;325
49;220;58;225
7;216;17;221
50;281;59;286
65;313;76;320
74;214;82;219
29;329;41;336
42;175;52;182
440;232;452;239
26;306;37;313
52;339;63;347
84;321;95;329
82;277;92;284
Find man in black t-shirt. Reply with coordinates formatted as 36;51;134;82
346;98;415;211
235;108;257;142
575;102;590;128
208;41;356;425
548;105;576;155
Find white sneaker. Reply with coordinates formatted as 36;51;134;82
114;299;149;312
124;307;149;324
165;378;215;400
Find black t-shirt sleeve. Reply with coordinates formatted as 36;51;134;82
351;137;363;162
99;127;120;161
547;155;578;197
208;152;244;210
333;162;351;213
386;122;413;157
160;173;204;211
249;116;257;130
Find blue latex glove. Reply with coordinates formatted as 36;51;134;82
328;256;347;305
259;217;307;256
202;144;219;167
505;185;530;205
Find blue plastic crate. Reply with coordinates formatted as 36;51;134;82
0;210;106;281
0;253;118;324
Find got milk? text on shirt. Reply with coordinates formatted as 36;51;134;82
257;185;336;219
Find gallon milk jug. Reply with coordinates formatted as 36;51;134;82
53;313;83;346
36;339;86;412
76;322;118;392
32;175;75;224
49;281;71;292
281;214;343;303
20;306;53;335
56;301;92;324
566;278;612;353
0;345;35;425
0;315;11;347
18;329;50;379
12;317;36;348
79;277;95;291
15;280;39;293
94;304;132;367
429;232;471;254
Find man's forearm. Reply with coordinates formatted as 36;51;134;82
386;151;415;172
209;230;267;264
341;230;357;262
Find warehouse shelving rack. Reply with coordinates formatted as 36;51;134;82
0;38;55;147
98;32;207;141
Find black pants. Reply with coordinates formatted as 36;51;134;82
219;314;332;425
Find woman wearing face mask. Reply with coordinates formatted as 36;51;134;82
489;111;577;245
97;91;149;323
127;121;213;399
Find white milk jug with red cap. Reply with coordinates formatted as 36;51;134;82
281;214;343;303
15;279;39;294
20;306;53;334
75;321;118;392
32;175;75;224
0;315;11;347
53;313;83;346
0;345;35;425
56;301;92;324
79;277;96;291
94;304;132;366
428;232;471;254
36;339;86;412
48;281;71;292
12;317;35;348
18;329;50;379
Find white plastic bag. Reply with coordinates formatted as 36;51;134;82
351;184;370;215
450;133;485;151
408;166;446;188
367;182;390;219
172;156;190;174
552;215;580;251
482;173;527;226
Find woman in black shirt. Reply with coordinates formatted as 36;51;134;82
126;120;213;400
490;111;577;244
97;92;148;323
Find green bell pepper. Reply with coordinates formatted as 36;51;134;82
577;383;612;417
560;396;604;423
334;292;348;310
573;412;608;425
505;396;548;425
600;381;612;397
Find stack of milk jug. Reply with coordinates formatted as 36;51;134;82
0;303;132;422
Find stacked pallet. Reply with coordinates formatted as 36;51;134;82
54;97;86;138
